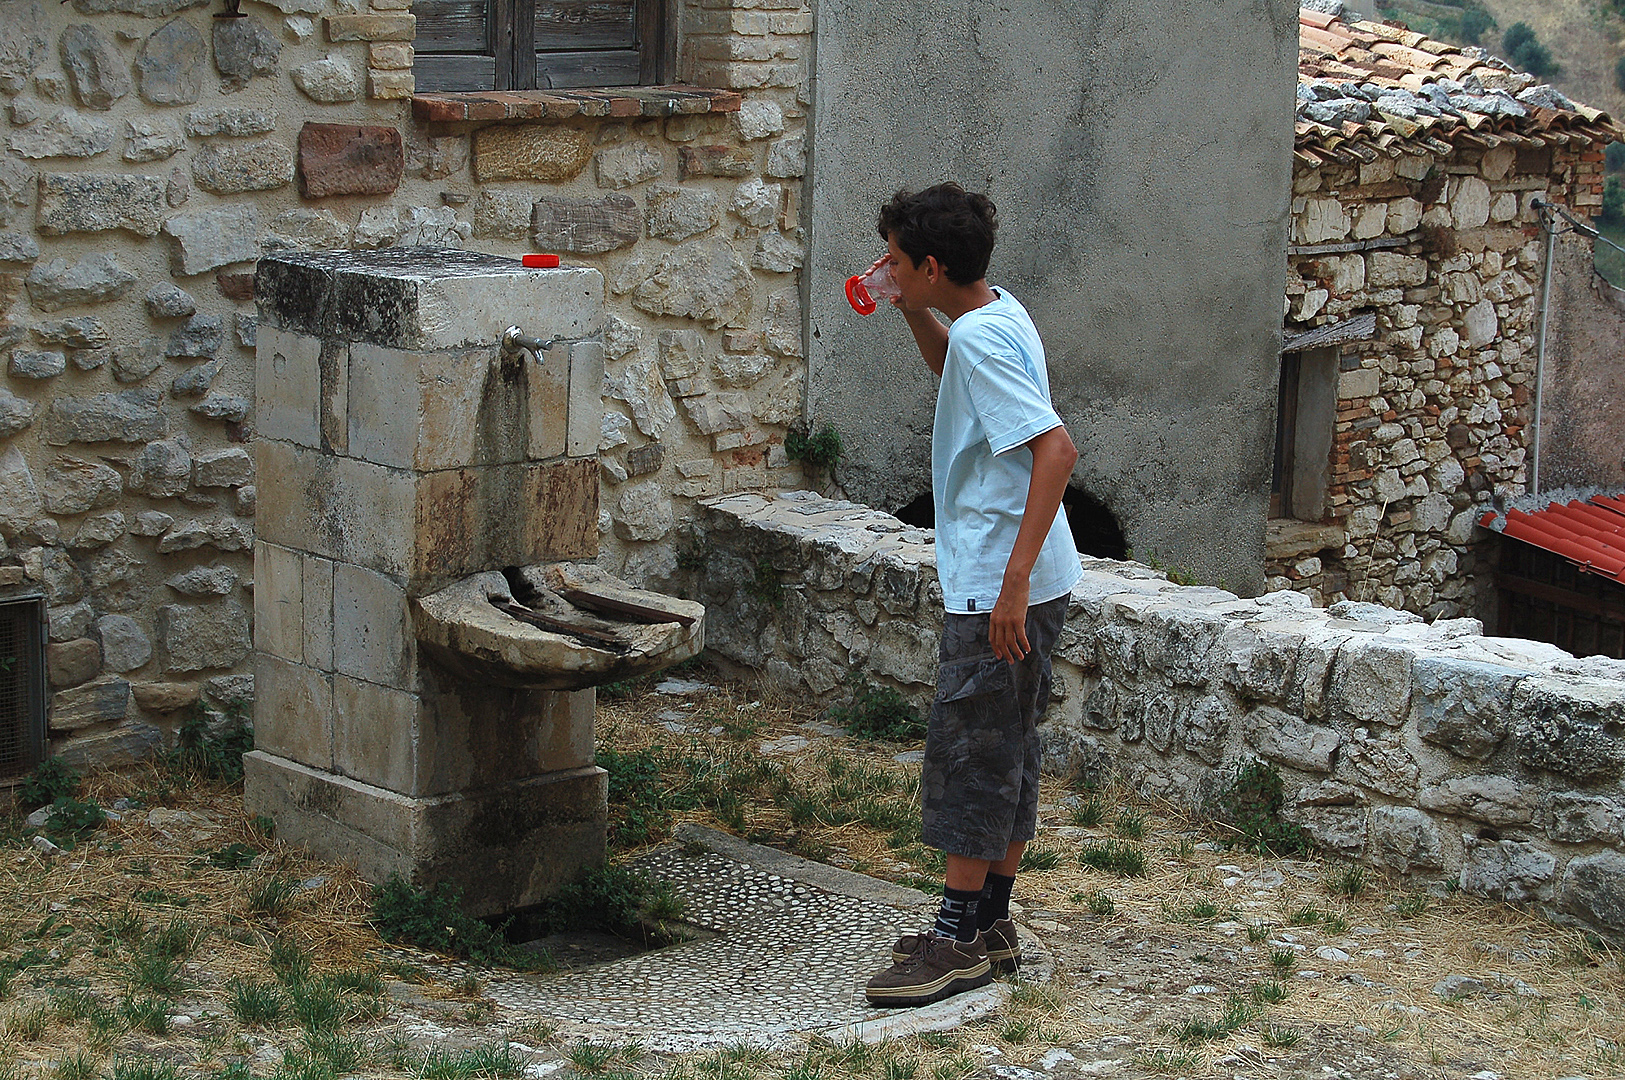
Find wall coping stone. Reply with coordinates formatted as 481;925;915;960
411;86;743;124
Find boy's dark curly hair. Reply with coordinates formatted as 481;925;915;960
876;183;998;285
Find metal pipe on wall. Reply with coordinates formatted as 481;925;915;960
1531;197;1557;498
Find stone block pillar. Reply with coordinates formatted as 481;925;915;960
244;249;609;915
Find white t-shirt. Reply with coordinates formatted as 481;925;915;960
932;287;1082;615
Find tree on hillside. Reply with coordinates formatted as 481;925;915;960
1603;176;1625;226
1503;22;1559;78
1460;5;1494;46
1608;142;1625;173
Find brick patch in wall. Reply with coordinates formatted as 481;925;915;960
297;123;405;199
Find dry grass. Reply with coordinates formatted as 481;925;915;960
597;671;1625;1079
0;667;1617;1078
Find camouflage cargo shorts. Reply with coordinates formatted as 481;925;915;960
920;594;1068;862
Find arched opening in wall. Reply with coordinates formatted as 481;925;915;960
893;493;934;529
1063;486;1128;560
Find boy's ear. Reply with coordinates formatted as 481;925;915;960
922;254;942;282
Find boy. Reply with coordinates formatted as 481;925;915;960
863;183;1081;1008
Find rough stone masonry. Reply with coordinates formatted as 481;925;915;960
693;491;1625;941
0;0;813;768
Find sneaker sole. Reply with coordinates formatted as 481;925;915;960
893;946;1019;974
865;963;993;1008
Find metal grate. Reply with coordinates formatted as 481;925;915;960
0;598;46;779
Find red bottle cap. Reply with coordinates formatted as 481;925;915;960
523;254;561;268
845;274;877;315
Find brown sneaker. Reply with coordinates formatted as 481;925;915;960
866;932;992;1007
892;919;1021;973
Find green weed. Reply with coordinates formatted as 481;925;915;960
1113;809;1147;839
1263;1025;1302;1048
111;1061;182;1080
1270;948;1296;975
1395;892;1432;918
269;938;313;984
1251;980;1289;1005
1288;905;1322;926
1132;1049;1198;1072
226;977;286;1026
246;875;301;920
18;757;81;810
167;706;254;785
370;875;550;968
52;1051;101;1080
1077;889;1115;916
119;993;171;1036
1017;846;1060;872
1210;760;1311;857
5;1002;49;1039
1246;922;1271;943
828;680;924;741
1325;863;1365;898
785;425;843;473
1069;797;1105;828
1077;839;1145;876
413;1043;527;1079
206;842;260;870
41;797;107;845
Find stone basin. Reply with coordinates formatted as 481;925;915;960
413;561;705;690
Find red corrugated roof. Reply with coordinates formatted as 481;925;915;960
1479;495;1625;583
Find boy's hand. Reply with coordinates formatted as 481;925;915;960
989;577;1031;663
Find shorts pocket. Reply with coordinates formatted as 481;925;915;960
937;656;1012;703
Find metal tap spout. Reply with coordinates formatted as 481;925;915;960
501;325;555;360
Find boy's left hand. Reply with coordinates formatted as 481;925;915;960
989;578;1031;663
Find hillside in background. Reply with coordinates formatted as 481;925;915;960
1377;0;1625;117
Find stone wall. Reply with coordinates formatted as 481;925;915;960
694;491;1625;940
0;0;812;768
1271;135;1606;620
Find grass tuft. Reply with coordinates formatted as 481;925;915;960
1077;839;1145;876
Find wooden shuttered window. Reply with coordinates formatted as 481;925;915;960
414;0;663;92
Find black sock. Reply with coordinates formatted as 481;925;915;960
978;873;1016;931
934;886;982;943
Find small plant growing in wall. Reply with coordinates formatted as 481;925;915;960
785;424;843;474
1210;759;1311;857
744;558;785;609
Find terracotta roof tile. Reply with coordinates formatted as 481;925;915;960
1298;7;1624;156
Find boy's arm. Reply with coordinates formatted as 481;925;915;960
989;424;1079;663
899;306;949;376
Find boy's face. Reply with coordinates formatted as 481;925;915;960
885;233;932;310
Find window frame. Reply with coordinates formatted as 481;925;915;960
413;0;668;94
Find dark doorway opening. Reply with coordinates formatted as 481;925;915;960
889;487;1128;561
1064;486;1128;560
893;492;934;529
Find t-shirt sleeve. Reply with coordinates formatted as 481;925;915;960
963;351;1063;456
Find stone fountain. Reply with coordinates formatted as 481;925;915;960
244;249;702;916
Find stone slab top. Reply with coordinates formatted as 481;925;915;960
411;86;744;124
256;248;604;351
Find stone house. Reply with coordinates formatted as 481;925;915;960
1268;7;1624;623
0;0;1300;776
